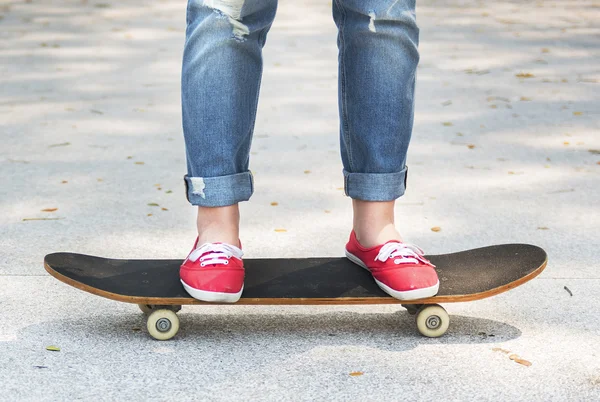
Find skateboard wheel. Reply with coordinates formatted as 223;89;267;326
147;309;180;341
138;304;154;315
416;304;449;338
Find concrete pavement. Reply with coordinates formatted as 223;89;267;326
1;0;599;400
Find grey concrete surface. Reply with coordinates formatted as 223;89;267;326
1;0;599;400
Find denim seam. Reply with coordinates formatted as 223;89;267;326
185;0;192;26
249;169;254;195
245;27;268;171
335;0;354;173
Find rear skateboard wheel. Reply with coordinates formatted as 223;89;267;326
147;309;180;341
416;304;449;338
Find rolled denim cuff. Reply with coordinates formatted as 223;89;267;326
184;171;254;207
343;166;408;201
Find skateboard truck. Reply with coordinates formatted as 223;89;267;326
401;304;424;315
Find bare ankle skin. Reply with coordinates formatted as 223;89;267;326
196;204;241;248
352;199;403;248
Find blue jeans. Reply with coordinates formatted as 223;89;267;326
182;0;419;207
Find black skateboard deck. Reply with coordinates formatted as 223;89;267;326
44;243;547;339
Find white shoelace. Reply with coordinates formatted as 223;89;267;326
187;243;243;267
375;242;435;267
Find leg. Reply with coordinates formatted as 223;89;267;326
332;0;419;247
181;0;278;244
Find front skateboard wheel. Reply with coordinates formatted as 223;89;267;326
416;304;449;338
147;309;180;341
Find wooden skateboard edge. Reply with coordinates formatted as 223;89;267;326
44;256;547;306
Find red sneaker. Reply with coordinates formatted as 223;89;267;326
180;237;244;303
345;230;439;300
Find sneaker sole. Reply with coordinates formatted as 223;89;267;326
345;250;440;301
181;280;243;303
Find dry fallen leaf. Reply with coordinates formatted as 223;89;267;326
509;354;532;367
161;208;168;211
431;226;442;232
492;348;511;354
46;346;60;352
520;96;532;101
513;358;532;367
61;180;68;184
274;229;287;232
564;142;570;145
147;214;153;216
467;144;476;149
49;142;71;148
304;170;311;174
135;162;145;165
573;111;583;116
41;208;58;212
541;48;550;53
270;202;279;206
515;73;535;78
324;210;331;213
349;372;364;377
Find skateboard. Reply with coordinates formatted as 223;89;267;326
44;243;547;340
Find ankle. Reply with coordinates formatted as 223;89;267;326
354;223;403;248
352;199;403;247
197;226;240;248
196;204;240;247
